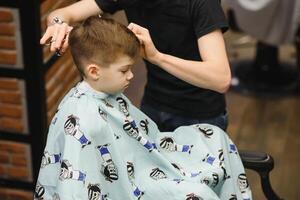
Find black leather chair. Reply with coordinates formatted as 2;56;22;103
239;150;283;200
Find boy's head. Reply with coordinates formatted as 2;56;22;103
69;16;140;94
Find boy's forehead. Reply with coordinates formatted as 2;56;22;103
114;55;135;66
86;55;135;68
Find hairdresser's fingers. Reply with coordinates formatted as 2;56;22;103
49;25;60;52
40;26;56;45
131;24;151;43
128;23;156;54
128;23;148;32
128;23;149;45
60;27;73;54
127;22;135;31
132;30;158;61
128;23;143;35
128;25;143;44
50;23;71;52
128;23;149;36
52;23;69;50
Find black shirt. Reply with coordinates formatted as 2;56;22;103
95;0;228;119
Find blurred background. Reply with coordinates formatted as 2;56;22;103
0;0;299;199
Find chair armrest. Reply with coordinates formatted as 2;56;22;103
239;150;274;172
239;149;283;200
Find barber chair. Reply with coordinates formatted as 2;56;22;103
239;150;282;200
225;0;300;96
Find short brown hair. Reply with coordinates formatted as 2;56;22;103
69;16;140;77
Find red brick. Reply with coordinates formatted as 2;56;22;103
0;78;19;90
0;189;8;200
0;90;21;104
11;155;27;167
0;141;27;154
7;166;29;179
0;23;15;36
0;36;16;49
0;50;17;65
0;188;32;200
0;117;24;132
0;104;22;118
8;192;32;200
0;10;13;22
0;165;7;175
0;153;9;164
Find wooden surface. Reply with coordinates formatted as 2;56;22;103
226;93;300;200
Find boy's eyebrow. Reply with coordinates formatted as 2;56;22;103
120;64;133;69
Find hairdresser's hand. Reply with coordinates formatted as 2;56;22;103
128;23;162;64
40;21;73;55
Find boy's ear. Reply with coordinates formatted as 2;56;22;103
86;64;101;80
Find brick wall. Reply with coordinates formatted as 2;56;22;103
0;9;16;66
0;6;32;199
0;0;78;199
0;139;32;200
0;79;26;132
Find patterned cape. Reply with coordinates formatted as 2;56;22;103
35;81;252;200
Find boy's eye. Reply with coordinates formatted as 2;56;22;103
120;65;132;73
121;68;129;73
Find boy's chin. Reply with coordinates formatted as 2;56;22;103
108;89;125;95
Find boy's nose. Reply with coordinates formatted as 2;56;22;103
127;70;134;80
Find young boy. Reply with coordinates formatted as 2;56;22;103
35;16;251;200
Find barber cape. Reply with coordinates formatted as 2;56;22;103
35;81;252;200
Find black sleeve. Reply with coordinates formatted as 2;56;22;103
94;0;140;14
94;0;123;14
191;0;228;38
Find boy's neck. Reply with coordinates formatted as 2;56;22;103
82;79;106;94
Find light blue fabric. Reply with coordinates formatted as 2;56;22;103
35;81;252;200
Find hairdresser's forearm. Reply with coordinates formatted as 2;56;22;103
153;53;231;93
47;0;102;25
153;30;231;93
